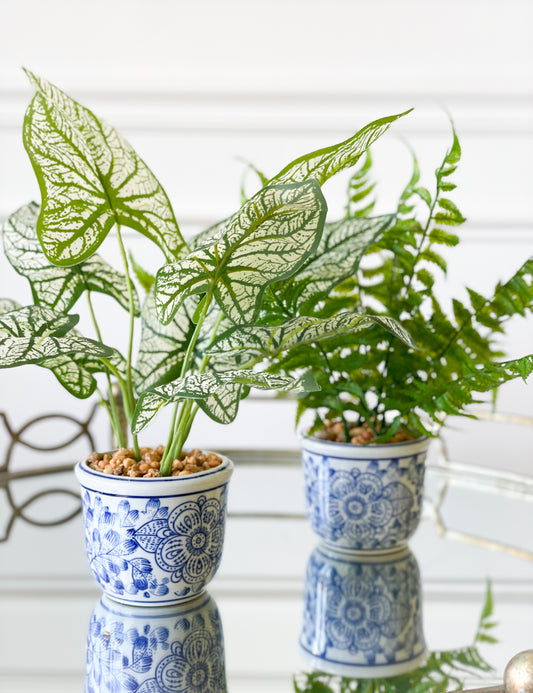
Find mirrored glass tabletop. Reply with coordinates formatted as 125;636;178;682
1;449;532;692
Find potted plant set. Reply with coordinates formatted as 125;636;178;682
0;71;416;604
261;134;533;552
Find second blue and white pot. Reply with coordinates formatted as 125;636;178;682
302;436;430;552
75;454;233;606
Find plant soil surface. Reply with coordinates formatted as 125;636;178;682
86;447;223;478
314;420;416;445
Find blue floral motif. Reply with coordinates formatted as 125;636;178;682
300;546;425;671
85;597;226;693
83;494;171;598
135;495;224;588
302;450;426;551
153;622;224;692
81;487;227;602
86;613;170;693
325;571;409;656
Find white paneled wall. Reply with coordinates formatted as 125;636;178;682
0;0;532;449
0;4;532;690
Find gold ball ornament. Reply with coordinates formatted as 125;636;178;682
504;651;533;693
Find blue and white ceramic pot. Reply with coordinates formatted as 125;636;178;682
302;436;430;552
75;455;233;606
300;544;426;678
86;591;226;693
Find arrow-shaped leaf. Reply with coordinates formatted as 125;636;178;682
0;305;114;395
23;70;186;265
0;305;79;338
135;291;196;391
0;332;113;368
155;180;327;324
132;369;319;433
0;298;21;315
0;300;100;397
275;215;394;312
38;353;98;398
197;381;246;425
135;291;228;392
270;110;412;186
3;202;140;314
208;311;415;370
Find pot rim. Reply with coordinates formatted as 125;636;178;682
301;431;430;450
75;451;234;496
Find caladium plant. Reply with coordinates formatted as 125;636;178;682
0;71;413;475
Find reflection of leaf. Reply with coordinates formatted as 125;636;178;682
23;71;186;265
3;202;140;314
155;180;327;324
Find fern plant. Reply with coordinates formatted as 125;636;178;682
294;583;497;693
0;71;415;474
251;130;533;442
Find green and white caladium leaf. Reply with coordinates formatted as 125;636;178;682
0;298;21;315
23;70;186;265
275;215;394;312
0;305;114;369
155;180;327;324
37;351;98;398
135;291;196;391
270;111;412;186
3;202;140;314
135;290;229;392
0;301;121;397
208;311;415;370
198;382;247;425
132;369;318;433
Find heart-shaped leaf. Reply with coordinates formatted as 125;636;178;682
208;311;415;370
23;71;186;265
0;305;79;338
135;292;227;392
0;305;113;369
135;291;196;391
0;300;101;397
273;215;394;313
132;369;318;433
0;299;20;314
197;381;246;424
270;110;412;186
3;202;140;314
155;180;327;324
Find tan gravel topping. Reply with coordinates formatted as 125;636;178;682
314;419;416;445
86;446;223;478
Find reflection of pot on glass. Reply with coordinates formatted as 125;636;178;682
300;544;426;678
85;591;226;693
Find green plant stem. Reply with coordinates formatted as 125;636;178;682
87;292;126;448
159;292;214;475
116;226;140;459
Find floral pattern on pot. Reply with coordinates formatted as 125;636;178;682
82;491;227;604
300;544;426;678
86;592;226;692
76;457;233;606
302;437;430;551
